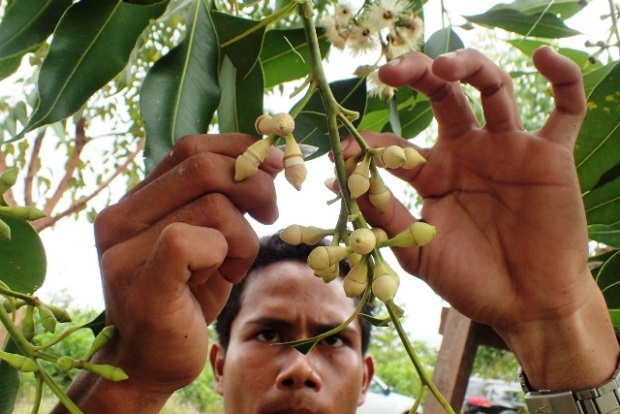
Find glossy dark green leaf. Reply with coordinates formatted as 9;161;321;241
424;27;464;59
291;340;318;355
359;313;393;327
0;0;71;80
506;39;602;73
0;340;21;414
86;311;107;337
141;0;220;172
465;9;580;38
488;0;586;19
575;62;620;226
15;0;169;141
0;214;46;294
211;12;265;78
294;78;367;161
611;310;620;330
596;250;620;308
261;27;329;88
217;56;264;135
589;223;620;248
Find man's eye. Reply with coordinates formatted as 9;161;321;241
256;330;282;343
321;335;344;347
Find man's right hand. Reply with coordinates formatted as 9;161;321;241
54;133;282;413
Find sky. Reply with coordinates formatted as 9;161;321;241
33;0;613;349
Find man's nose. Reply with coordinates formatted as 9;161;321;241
275;350;322;391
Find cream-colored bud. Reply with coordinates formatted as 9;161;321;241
347;252;363;266
368;173;390;213
234;139;273;182
371;227;389;244
372;273;400;303
302;226;329;244
381;145;406;168
347;157;370;198
308;245;350;270
314;263;339;283
385;222;436;247
402;147;426;169
349;228;376;255
255;114;273;135
280;225;303;245
271;113;295;136
284;135;306;191
343;274;367;297
82;361;129;382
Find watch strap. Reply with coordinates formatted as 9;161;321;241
520;361;620;414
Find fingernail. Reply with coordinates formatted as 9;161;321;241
438;51;458;59
384;57;402;67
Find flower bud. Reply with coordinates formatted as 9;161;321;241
280;225;328;245
21;305;35;341
84;325;116;361
370;227;389;244
0;167;18;195
270;113;295;136
0;206;46;221
343;260;369;297
38;305;57;333
45;304;72;323
313;263;339;283
82;361;128;382
347;157;370;198
368;173;390;213
385;222;436;247
308;245;350;270
0;351;38;372
56;356;76;373
402;147;426;169
347;252;363;267
344;156;358;176
380;145;406;168
349;228;376;255
280;225;303;245
2;298;26;313
372;273;400;303
255;114;273;135
234;138;274;182
283;135;306;191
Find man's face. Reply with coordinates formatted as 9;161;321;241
210;260;373;414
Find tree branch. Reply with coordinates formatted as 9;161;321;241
33;137;145;232
42;118;87;216
25;130;46;206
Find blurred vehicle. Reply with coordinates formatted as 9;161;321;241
357;376;421;414
463;378;526;414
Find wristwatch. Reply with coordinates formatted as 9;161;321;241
519;360;620;414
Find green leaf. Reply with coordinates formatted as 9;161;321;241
424;27;464;59
0;340;20;414
0;214;46;294
141;0;220;173
595;250;620;309
465;9;581;38
575;62;620;227
294;78;367;161
589;223;620;248
216;55;264;135
489;0;586;19
611;309;620;330
211;12;265;78
15;0;169;141
360;313;393;327
261;27;329;88
0;0;71;80
506;39;602;73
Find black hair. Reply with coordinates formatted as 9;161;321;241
214;232;373;355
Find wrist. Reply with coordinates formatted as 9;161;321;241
498;286;619;391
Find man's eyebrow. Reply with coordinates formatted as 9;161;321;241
244;318;359;336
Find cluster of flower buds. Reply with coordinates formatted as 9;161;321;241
322;0;424;100
14;300;73;339
0;167;46;240
234;113;307;190
55;325;127;381
281;221;436;304
345;145;426;213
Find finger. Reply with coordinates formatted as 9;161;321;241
101;193;259;286
95;149;280;253
378;51;478;136
533;46;587;148
432;48;522;132
189;276;233;324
